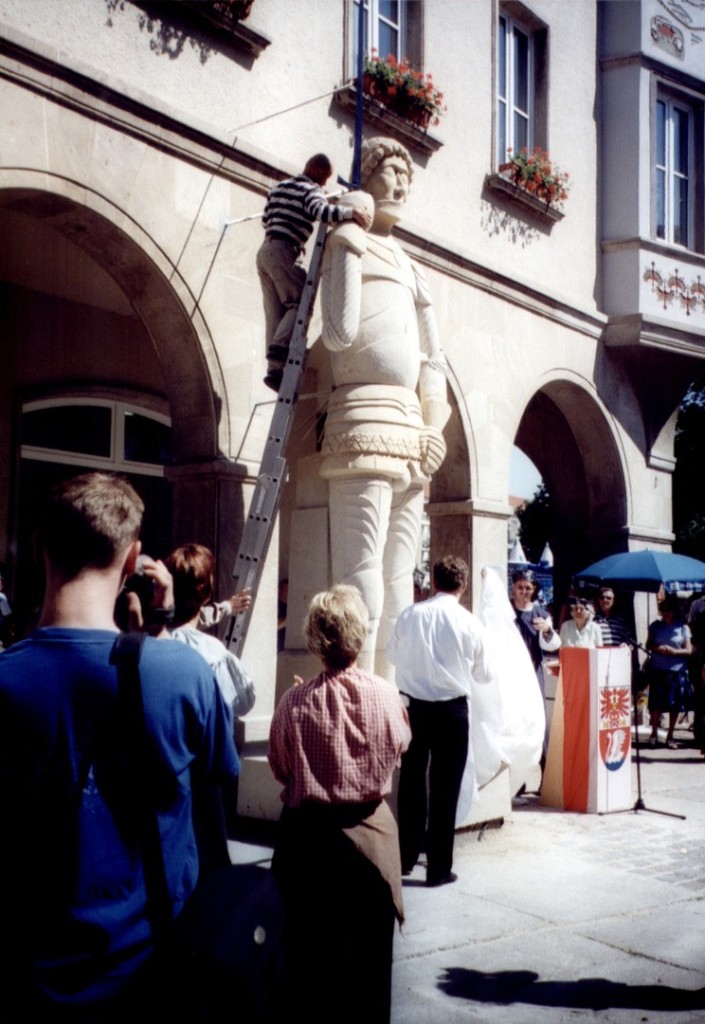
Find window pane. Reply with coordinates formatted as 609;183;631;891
352;1;368;69
498;17;507;101
673;107;689;175
673;177;688;246
498;99;507;162
22;405;111;457
656;100;665;166
379;1;398;20
378;21;398;59
514;111;529;153
656;168;665;238
123;412;172;465
513;28;529;113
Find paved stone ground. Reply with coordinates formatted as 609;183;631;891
231;719;705;1024
392;720;705;1024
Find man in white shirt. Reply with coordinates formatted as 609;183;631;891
386;555;494;887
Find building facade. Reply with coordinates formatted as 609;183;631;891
1;0;703;815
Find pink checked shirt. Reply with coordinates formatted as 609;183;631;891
268;666;411;808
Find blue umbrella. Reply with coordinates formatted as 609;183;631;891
573;549;705;594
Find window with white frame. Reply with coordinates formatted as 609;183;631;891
655;95;693;248
497;15;531;160
14;398;174;620
496;4;547;166
20;398;172;473
348;1;421;75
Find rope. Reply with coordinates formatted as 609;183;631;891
228;86;347;135
222;186;351;229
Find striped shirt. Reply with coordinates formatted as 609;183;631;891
262;174;352;248
594;614;632;647
269;666;411;807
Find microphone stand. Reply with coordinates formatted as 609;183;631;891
619;636;686;820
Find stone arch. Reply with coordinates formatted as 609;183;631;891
0;174;227;460
515;374;629;602
429;369;478;504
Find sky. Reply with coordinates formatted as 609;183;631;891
510;446;542;500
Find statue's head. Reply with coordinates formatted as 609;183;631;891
360;137;413;225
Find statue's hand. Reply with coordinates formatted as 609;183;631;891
419;425;446;476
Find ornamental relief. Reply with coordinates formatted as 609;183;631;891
655;0;705;48
322;431;421;460
644;262;705;317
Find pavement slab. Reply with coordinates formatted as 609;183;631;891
232;720;705;1024
391;723;705;1024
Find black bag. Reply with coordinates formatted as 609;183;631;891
172;863;284;1023
111;633;283;1023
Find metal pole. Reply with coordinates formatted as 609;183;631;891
352;0;365;188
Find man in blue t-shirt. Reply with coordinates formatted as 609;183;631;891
0;473;239;1021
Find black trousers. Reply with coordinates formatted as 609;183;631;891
397;695;469;883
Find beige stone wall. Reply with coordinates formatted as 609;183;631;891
2;0;701;817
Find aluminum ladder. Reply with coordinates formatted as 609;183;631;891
225;220;328;656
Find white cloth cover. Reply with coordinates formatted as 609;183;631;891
457;566;546;820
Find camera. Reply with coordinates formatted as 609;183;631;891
115;557;157;631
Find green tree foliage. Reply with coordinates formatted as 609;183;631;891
674;370;705;562
516;481;552;565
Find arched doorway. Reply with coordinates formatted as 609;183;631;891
0;185;226;626
515;379;628;608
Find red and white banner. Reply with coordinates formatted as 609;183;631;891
541;647;632;813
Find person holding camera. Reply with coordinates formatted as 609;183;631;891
166;544;256;722
0;473;239;1021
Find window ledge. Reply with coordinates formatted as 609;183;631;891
334;85;444;155
177;2;271;56
485;172;565;224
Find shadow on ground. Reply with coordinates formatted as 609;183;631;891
438;969;705;1012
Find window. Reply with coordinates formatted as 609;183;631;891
14;399;173;620
495;4;547;166
347;1;421;75
655;96;693;247
497;15;531;160
21;399;172;473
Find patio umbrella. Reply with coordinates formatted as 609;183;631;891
572;549;705;594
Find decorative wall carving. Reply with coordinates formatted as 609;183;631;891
644;262;705;316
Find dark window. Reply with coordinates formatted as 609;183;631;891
21;405;112;458
124;411;172;465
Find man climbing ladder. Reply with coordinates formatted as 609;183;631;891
256;153;371;391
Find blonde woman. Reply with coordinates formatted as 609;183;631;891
269;585;410;1024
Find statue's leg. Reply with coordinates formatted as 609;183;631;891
328;475;393;671
375;481;424;680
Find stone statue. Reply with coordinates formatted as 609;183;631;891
319;137;450;676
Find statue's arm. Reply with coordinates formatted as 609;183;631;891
415;266;451;476
320;227;365;352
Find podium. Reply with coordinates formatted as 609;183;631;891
541;647;632;813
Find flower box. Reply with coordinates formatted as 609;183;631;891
498;148;570;210
180;0;270;55
359;52;446;131
334;85;443;156
485;173;565;224
211;0;255;22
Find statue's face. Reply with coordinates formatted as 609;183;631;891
364;155;410;218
